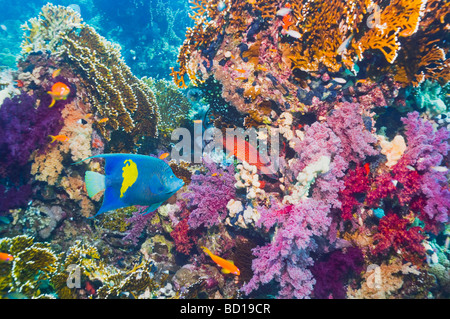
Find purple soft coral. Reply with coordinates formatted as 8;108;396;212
0;92;64;212
242;199;331;299
311;247;364;299
0;92;64;170
183;160;236;229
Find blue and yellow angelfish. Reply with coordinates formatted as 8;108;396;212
76;153;184;217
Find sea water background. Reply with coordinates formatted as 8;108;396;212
0;0;193;79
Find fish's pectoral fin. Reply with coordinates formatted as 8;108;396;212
221;268;231;274
142;201;164;215
85;171;106;198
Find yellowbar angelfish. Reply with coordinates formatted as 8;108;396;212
74;153;184;217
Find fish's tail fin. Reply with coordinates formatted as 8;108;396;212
48;135;56;143
85;171;106;198
200;246;212;256
48;92;56;108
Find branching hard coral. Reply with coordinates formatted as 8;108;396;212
21;4;160;150
143;77;191;137
347;258;422;299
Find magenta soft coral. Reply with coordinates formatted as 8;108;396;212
367;112;449;233
184;160;236;229
372;213;426;265
242;199;331;298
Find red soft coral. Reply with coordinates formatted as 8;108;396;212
338;165;370;220
170;201;198;255
372;213;426;265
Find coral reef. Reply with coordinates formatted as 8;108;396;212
0;0;448;301
21;4;160;150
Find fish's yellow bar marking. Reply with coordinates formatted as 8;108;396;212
120;159;138;198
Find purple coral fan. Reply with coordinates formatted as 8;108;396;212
242;199;331;299
184;160;236;229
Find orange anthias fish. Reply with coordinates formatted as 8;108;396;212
0;252;13;262
159;152;170;160
48;82;70;107
235;68;247;73
52;69;61;78
201;246;240;275
97;118;109;124
49;134;69;143
223;135;277;178
282;10;294;30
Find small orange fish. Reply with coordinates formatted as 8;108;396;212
269;48;278;53
235;68;247;73
236;76;247;80
52;69;61;78
15;80;24;88
212;173;218;177
282;10;294;30
0;252;14;262
48;82;70;107
49;134;69;143
201;246;240;275
159;152;170;160
223;135;276;178
85;113;93;118
364;163;370;175
256;65;268;71
97;118;109;124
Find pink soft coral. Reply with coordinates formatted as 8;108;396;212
242;199;331;298
183;160;236;229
